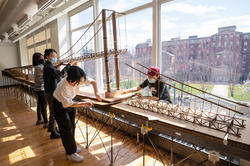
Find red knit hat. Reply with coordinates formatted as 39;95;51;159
147;66;160;76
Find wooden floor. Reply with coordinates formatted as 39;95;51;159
0;88;194;166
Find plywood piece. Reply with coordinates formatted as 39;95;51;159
105;89;123;98
77;86;134;104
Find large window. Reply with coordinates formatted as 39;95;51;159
161;0;250;101
67;0;249;101
70;6;95;79
106;8;153;90
71;27;95;79
70;7;93;30
26;27;51;65
69;1;154;91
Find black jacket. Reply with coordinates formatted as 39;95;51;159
139;78;172;103
43;61;71;93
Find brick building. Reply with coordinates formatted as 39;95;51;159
135;25;250;83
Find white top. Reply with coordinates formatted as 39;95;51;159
53;77;93;108
34;64;44;91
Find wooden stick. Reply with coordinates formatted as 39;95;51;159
112;12;120;90
102;9;111;92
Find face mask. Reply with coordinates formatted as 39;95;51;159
39;59;45;64
51;57;57;64
148;78;156;84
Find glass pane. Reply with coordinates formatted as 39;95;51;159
102;8;153;91
161;0;250;102
27;37;33;46
34;30;46;43
47;42;51;49
36;44;46;54
70;7;93;30
71;27;94;58
70;28;95;79
100;0;152;12
28;48;34;65
46;28;51;39
82;60;96;80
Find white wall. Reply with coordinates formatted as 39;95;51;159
0;42;19;86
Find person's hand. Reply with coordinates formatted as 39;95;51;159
150;96;159;101
85;101;94;107
69;61;78;66
72;62;78;66
121;90;127;95
56;62;64;68
95;94;103;102
135;93;142;97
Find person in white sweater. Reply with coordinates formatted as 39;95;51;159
53;66;102;162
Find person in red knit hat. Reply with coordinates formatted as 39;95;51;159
122;66;172;103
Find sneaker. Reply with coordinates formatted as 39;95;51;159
36;120;43;126
50;132;60;139
67;153;84;162
76;147;81;153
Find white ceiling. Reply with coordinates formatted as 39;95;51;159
0;0;64;41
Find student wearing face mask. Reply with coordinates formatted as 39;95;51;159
32;52;48;127
122;66;172;103
53;66;102;162
43;48;75;139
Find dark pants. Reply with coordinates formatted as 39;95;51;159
36;91;48;123
53;97;76;155
46;92;57;132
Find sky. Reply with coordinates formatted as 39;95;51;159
71;0;250;49
161;0;250;41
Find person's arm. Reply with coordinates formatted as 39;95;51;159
51;61;76;80
122;86;142;94
55;62;65;68
70;101;94;108
90;81;102;101
54;63;71;78
81;77;102;101
143;96;159;100
47;65;66;80
122;79;149;95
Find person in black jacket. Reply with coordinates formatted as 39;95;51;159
43;48;74;139
122;66;172;103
